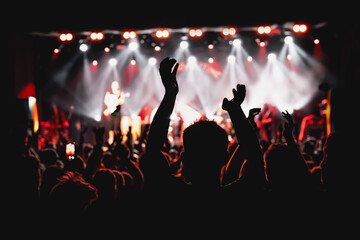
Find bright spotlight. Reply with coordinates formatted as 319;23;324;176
258;26;271;34
208;57;214;63
155;29;170;38
123;31;137;39
222;27;236;36
130;59;136;65
232;39;242;47
188;56;197;64
227;55;236;63
94;114;101;122
268;53;276;61
59;33;73;41
128;41;139;51
109;58;118;66
247;56;253;62
284;36;293;44
180;41;189;49
189;28;203;37
79;43;88;52
92;60;98;66
148;57;157;65
314;39;320;45
292;24;308;33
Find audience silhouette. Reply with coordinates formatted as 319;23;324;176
14;56;355;230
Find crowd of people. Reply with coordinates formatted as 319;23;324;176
11;57;356;229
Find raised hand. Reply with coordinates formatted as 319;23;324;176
248;108;261;120
159;57;179;95
281;110;294;137
222;84;246;111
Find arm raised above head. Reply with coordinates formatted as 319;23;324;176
222;84;266;187
146;57;179;154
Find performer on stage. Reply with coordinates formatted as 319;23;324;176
103;81;128;144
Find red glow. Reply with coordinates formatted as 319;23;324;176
292;24;308;33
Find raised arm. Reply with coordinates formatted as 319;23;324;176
222;84;266;187
145;57;179;154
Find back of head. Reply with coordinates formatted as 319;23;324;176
182;120;229;187
91;168;117;200
264;143;307;190
49;172;97;214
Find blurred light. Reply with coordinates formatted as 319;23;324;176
227;55;236;63
109;58;117;66
208;57;214;63
90;32;104;40
232;39;241;47
79;43;88;52
208;44;214;49
94;114;101;122
148;57;157;65
268;53;276;61
189;28;203;37
292;24;308;33
284;36;293;44
314;39;320;44
247;56;253;62
59;33;73;41
258;26;271;34
123;31;137;39
104;47;110;52
92;60;98;66
180;41;189;49
54;48;60;54
259;41;266;47
287;54;292;61
130;59;136;65
222;27;236;36
188;56;197;64
128;41;139;50
154;46;161;51
155;29;170;38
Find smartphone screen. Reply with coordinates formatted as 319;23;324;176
66;142;75;160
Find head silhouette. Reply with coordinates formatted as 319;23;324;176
182;120;229;189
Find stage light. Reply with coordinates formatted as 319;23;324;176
79;43;88;52
128;41;139;51
109;58;117;66
292;24;308;33
130;59;136;65
208;44;214;50
208;57;214;63
247;56;253;62
59;33;73;41
227;55;236;63
268;53;276;61
123;31;137;39
287;54;292;61
188;56;197;64
148;57;157;65
258;26;271;34
104;47;110;52
92;60;98;66
284;36;293;44
222;27;236;36
259;41;266;47
155;29;170;38
180;41;189;49
154;46;161;51
189;28;203;37
54;48;60;54
314;39;320;44
232;39;241;47
90;32;104;41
